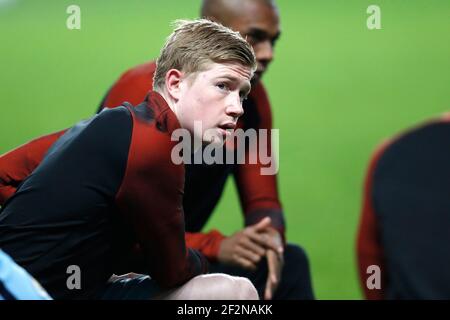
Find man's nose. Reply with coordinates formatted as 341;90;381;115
255;40;274;63
226;95;244;118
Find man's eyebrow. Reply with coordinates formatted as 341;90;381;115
217;75;249;82
246;28;281;41
272;31;281;41
217;75;251;94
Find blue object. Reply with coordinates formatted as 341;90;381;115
0;250;52;300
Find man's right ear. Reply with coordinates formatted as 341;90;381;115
165;69;183;101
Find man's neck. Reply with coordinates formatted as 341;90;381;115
156;89;180;120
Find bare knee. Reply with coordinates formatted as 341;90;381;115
177;274;258;300
206;274;258;300
233;276;259;300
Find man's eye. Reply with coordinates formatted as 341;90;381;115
271;38;278;47
217;83;229;91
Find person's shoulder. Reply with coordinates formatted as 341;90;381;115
75;105;133;143
95;104;132;124
383;114;450;151
370;114;450;168
104;61;156;108
118;60;157;82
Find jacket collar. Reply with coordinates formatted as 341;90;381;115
146;91;181;134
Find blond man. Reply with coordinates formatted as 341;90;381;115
0;19;258;300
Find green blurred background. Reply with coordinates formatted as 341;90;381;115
0;0;449;299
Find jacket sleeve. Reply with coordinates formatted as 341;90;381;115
100;62;156;110
185;230;226;261
234;83;286;242
0;130;66;205
356;142;390;300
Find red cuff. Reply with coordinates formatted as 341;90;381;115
185;230;226;261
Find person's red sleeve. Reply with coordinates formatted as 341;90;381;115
102;61;156;109
356;141;391;300
185;230;226;261
0;130;66;205
233;82;286;242
115;108;208;288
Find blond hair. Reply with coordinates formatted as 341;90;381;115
153;19;256;91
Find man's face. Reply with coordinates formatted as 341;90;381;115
225;2;280;83
177;62;252;146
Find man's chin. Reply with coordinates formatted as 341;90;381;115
203;137;225;148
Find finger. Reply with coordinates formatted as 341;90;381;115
240;237;266;257
250;217;272;232
246;232;281;253
271;250;284;276
265;250;283;300
263;229;284;253
267;251;279;284
264;275;273;300
234;254;257;270
260;230;284;254
236;246;262;264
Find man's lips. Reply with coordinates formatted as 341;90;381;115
218;123;236;130
217;123;236;138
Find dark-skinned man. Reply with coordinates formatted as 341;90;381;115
0;0;314;300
